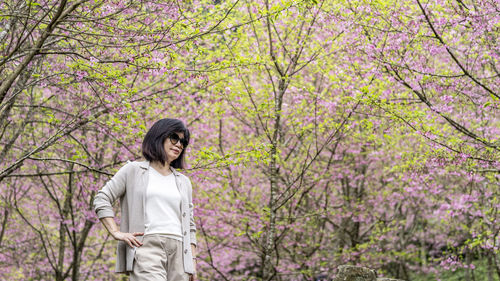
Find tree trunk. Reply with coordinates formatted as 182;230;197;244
464;247;472;281
72;220;94;281
492;250;500;280
487;251;494;281
0;207;8;247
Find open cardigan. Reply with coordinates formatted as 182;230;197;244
93;161;197;274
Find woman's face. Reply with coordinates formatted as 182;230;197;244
164;132;185;164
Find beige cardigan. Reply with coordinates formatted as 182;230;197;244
93;161;197;274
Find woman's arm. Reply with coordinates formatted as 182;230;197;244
186;177;197;246
93;163;131;218
93;162;143;247
191;243;197;281
187;177;198;281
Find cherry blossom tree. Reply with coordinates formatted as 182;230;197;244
0;0;498;280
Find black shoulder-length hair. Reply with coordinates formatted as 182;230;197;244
142;118;190;169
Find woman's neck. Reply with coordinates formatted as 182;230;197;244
150;161;172;176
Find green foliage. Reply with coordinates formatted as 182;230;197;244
411;257;500;281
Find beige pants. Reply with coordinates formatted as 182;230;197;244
130;234;190;281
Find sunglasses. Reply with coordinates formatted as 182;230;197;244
168;133;188;148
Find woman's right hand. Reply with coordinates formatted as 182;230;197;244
112;231;144;248
99;218;143;247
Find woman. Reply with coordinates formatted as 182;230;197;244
93;118;197;281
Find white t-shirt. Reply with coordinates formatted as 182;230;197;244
144;168;183;240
